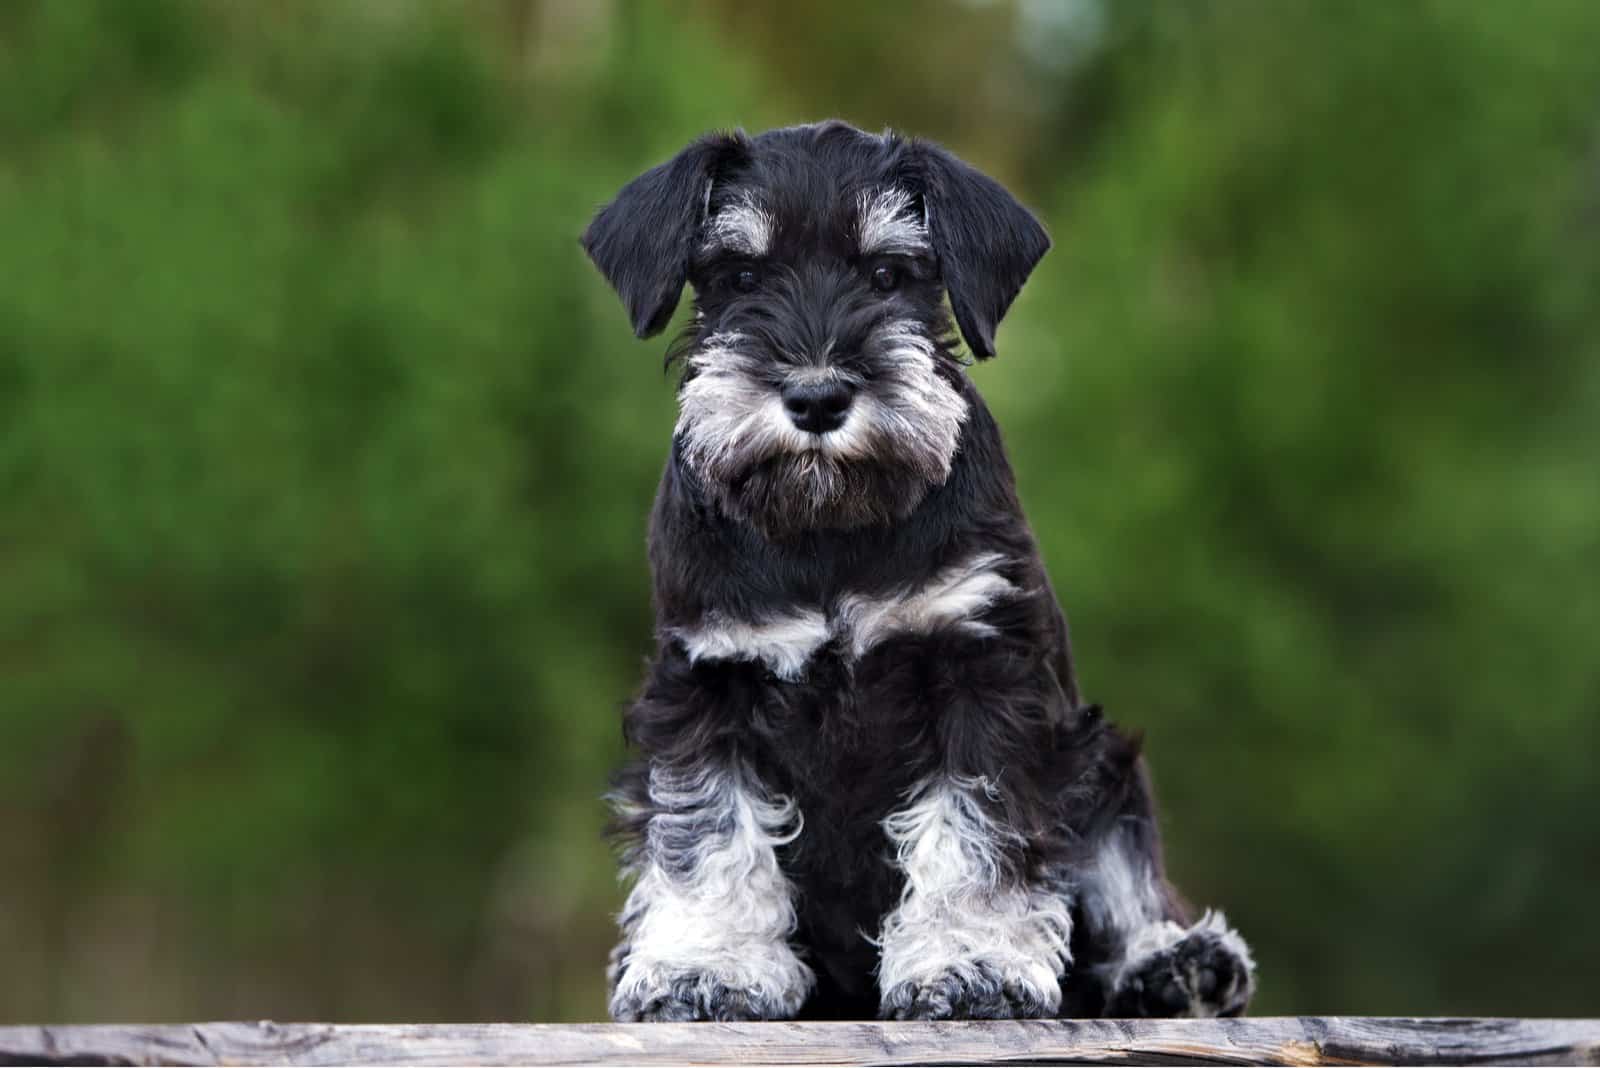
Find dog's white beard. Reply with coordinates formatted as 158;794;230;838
674;323;968;530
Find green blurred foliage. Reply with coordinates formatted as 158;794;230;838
1;0;1597;1022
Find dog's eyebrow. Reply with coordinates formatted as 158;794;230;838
856;187;930;256
701;194;774;257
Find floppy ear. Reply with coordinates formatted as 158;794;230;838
916;142;1051;359
581;133;746;339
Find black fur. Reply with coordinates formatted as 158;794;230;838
584;121;1252;1021
1104;925;1254;1019
582;132;749;338
918;144;1051;359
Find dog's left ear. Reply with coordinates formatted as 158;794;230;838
582;132;748;339
915;143;1050;359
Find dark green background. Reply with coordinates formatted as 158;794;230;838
3;0;1597;1022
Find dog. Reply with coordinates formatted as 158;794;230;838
581;120;1256;1022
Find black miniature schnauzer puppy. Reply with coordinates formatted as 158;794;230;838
582;121;1256;1022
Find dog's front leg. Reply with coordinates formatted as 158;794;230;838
608;757;814;1022
877;776;1072;1020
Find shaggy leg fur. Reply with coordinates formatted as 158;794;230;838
607;760;814;1022
876;778;1072;1020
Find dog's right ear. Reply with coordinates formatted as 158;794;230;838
582;133;747;339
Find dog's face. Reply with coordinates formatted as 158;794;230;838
583;122;1049;534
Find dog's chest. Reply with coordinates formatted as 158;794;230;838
674;548;1025;885
671;550;1016;685
660;552;1032;1009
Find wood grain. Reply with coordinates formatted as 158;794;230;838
3;1018;1597;1066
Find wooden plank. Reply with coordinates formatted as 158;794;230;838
2;1018;1597;1067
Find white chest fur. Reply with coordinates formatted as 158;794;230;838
670;553;1018;681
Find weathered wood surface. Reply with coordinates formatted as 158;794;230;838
3;1018;1598;1067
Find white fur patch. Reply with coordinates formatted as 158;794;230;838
678;334;922;474
611;763;814;1019
703;196;774;257
674;322;967;506
870;320;969;482
876;778;1072;1012
676;334;813;474
857;187;930;255
674;553;1017;677
837;552;1016;658
674;610;830;682
1076;832;1168;942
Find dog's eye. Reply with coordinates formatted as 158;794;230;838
733;267;761;293
870;265;900;293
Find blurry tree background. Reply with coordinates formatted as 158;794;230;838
2;0;1598;1022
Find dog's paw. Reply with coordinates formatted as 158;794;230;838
608;948;812;1023
610;972;793;1022
881;961;1058;1020
1107;912;1255;1018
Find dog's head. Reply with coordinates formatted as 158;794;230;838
583;121;1049;534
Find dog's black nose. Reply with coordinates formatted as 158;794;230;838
782;380;854;434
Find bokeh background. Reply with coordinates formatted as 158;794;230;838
3;0;1599;1024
